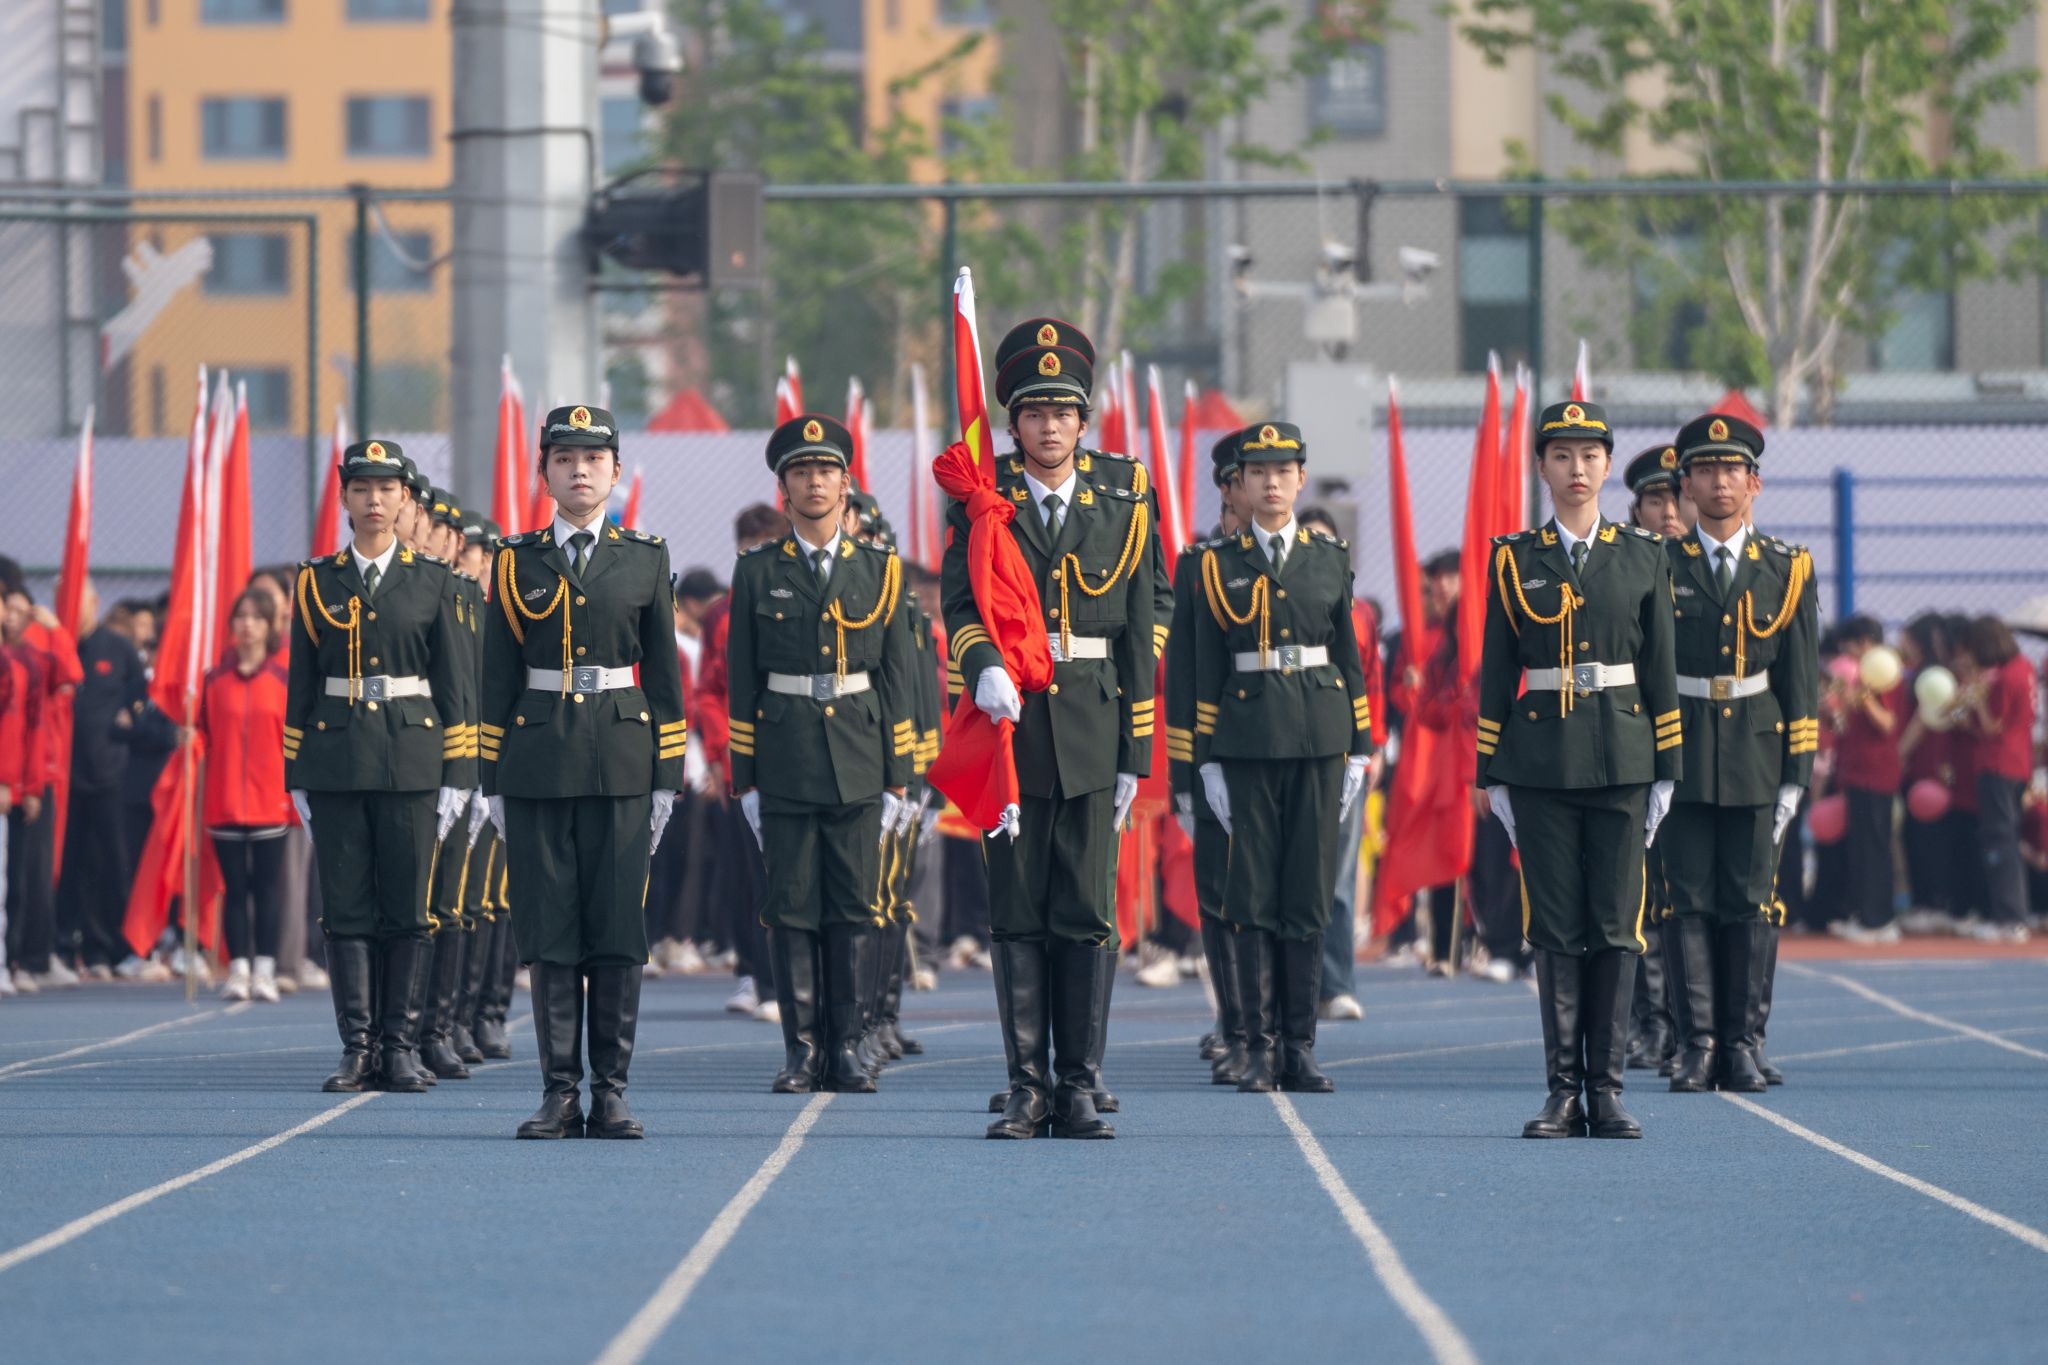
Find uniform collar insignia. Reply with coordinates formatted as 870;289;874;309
1682;539;1702;557
1077;452;1092;473
782;539;798;556
1006;457;1023;474
1010;486;1028;503
1239;533;1253;550
333;551;348;565
1746;540;1761;560
1076;486;1095;506
1540;528;1558;546
1598;525;1617;543
839;538;855;559
541;530;553;544
398;547;414;564
608;526;621;540
1296;527;1310;545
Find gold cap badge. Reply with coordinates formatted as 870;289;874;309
1563;403;1585;424
803;418;824;442
1708;418;1729;442
1260;425;1279;444
1659;447;1678;469
1036;323;1058;347
570;406;593;429
365;441;388;462
1038;352;1062;377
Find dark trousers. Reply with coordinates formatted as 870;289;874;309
1843;787;1896;929
1943;810;1987;917
1507;783;1650;954
306;789;436;941
1901;805;1950;911
212;830;287;960
908;825;946;968
941;836;992;946
708;796;769;982
6;805;56;972
644;787;693;944
503;792;654;967
758;794;883;932
1468;811;1526;963
1975;774;2029;926
982;787;1118;946
60;784;130;966
1221;755;1344;939
1663;800;1777;926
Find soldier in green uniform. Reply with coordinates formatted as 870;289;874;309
480;405;687;1139
1621;446;1691;1073
944;321;1154;1141
450;511;502;1066
287;439;476;1095
1476;401;1682;1140
1186;422;1373;1095
1660;413;1818;1094
726;416;918;1095
1167;432;1250;1084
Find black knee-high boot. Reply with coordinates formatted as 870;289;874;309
986;939;1051;1139
822;924;876;1093
418;929;471;1080
1582;949;1642;1138
1206;918;1249;1085
585;965;645;1138
1277;935;1334;1093
1523;949;1588;1138
516;962;584;1139
1234;928;1278;1094
1668;917;1718;1092
321;937;377;1092
1048;941;1116;1139
769;928;824;1093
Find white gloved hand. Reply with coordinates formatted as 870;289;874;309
1199;762;1232;836
487;794;506;841
290;789;313;831
1339;754;1370;820
465;790;489;847
435;786;466;842
987;802;1021;842
650;788;677;852
740;789;764;850
1174;792;1194;840
1645;779;1675;848
880;790;908;845
919;792;941;843
1486;785;1518;850
1772;783;1803;846
973;666;1023;725
1112;772;1139;832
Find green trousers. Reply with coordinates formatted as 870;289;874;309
1660;800;1777;925
1193;810;1228;923
1506;783;1649;955
1222;755;1344;940
759;794;883;932
981;788;1118;947
502;793;652;967
307;789;436;941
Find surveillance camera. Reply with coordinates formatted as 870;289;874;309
1397;246;1441;281
1320;240;1357;273
1227;243;1254;276
634;28;683;107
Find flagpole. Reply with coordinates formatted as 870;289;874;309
183;741;199;1003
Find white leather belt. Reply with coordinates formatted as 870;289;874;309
1524;662;1637;693
1235;645;1330;672
767;670;871;699
1677;673;1772;701
1047;634;1110;661
325;675;430;700
528;666;636;694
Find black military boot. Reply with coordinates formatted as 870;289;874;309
1754;916;1784;1084
1522;950;1588;1138
1088;941;1120;1114
418;929;471;1080
1277;935;1335;1093
1658;921;1685;1077
321;937;378;1092
1048;942;1116;1139
451;923;487;1064
1206;919;1249;1086
516;962;584;1139
768;928;824;1093
1624;919;1674;1069
1668;917;1719;1092
822;924;877;1093
1714;918;1769;1093
857;922;890;1080
1582;949;1642;1138
472;918;514;1060
1234;928;1278;1094
881;919;920;1056
377;936;434;1093
585;965;645;1139
1198;918;1228;1062
986;939;1052;1139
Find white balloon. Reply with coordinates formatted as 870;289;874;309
1914;665;1956;712
1859;644;1903;693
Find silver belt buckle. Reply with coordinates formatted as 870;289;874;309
1572;663;1599;696
810;674;837;701
1276;644;1305;671
360;675;389;702
1710;677;1733;702
572;666;600;694
1046;635;1068;664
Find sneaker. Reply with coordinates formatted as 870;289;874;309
675;940;709;974
1318;992;1365;1020
297;960;330;991
703;946;737;972
220;958;253;1002
1897;908;1956;936
641;956;666;979
946;936;980;971
251;957;281;1003
11;968;38;995
911;966;938;992
116;955;174;983
0;970;17;997
82;963;114;982
753;998;781;1025
1836;921;1902;946
273;971;299;996
1135;947;1181;988
39;958;81;988
1379;942;1423;969
169;948;214;986
1475;958;1519;984
969;945;992;971
725;975;761;1014
1963;922;2031;944
513;965;530;992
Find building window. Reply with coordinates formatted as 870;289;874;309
1456;197;1533;373
218;368;292;429
202;0;285;21
1629;225;1709;371
938;0;990;22
600;97;645;174
348;0;429;17
1871;243;1953;371
601;0;646;13
204;232;291;295
349;229;435;293
938;95;997;158
146;94;162;161
346;95;432;158
1309;43;1386;138
201;97;287;159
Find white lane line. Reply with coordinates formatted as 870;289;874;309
1323;1038;1536;1070
593;1094;833;1365
4;1044;330;1080
1785;964;2048;1062
1270;1093;1480;1365
0;1003;249;1081
1718;1092;2048;1255
0;1090;381;1275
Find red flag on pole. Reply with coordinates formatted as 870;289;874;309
622;466;643;530
1144;364;1185;563
1454;355;1503;677
56;407;93;640
1117;352;1138;463
212;383;253;660
1572;338;1591;403
909;362;940;572
1178;380;1199;548
1500;363;1530;534
491;357;525;535
782;356;804;416
312;404;346;558
926;268;1055;832
845;376;869;492
1383;377;1425;678
1096;360;1125;456
151;367;211;724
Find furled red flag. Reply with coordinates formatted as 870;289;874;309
1178;379;1199;548
622;466;644;529
845;376;869;492
312;404;346;558
1454;354;1503;677
212;382;253;660
909;361;941;572
198;375;233;665
56;407;93;640
926;268;1055;833
1117;352;1138;463
1499;363;1530;534
491;356;525;536
151;367;211;724
1144;365;1186;563
1096;359;1125;456
1572;338;1591;403
782;355;804;416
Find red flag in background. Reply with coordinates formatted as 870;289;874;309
491;357;525;536
1572;338;1591;402
1383;378;1424;680
1144;365;1185;563
1454;355;1503;679
1096;359;1125;456
123;740;225;958
782;355;805;417
152;368;210;723
312;405;346;558
845;376;870;492
1178;380;1199;546
622;466;643;530
56;407;93;640
1499;363;1530;534
1117;353;1138;464
212;383;253;661
909;361;941;572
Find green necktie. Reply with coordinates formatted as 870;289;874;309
1715;546;1734;594
362;562;380;598
1570;540;1587;577
1044;493;1064;535
1270;533;1287;572
569;530;593;576
811;547;830;588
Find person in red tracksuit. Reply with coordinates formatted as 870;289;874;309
199;588;294;1002
1954;614;2037;942
3;584;68;990
0;646;24;996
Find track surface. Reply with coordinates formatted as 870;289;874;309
3;956;2045;1364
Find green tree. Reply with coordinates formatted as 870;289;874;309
1463;0;2043;423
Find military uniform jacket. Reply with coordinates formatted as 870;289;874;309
997;449;1173;664
908;592;943;788
285;546;476;793
1188;528;1374;765
1666;527;1819;806
1476;518;1682;790
479;524;687;800
1164;542;1204;801
726;533;917;806
943;456;1156;798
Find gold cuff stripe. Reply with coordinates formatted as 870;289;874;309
1653;709;1680;725
1656;734;1683;751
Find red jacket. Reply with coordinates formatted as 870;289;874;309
693;599;734;784
1835;683;1906;794
0;652;26;796
5;642;46;795
1351;599;1388;748
1971;655;2038;783
198;655;291;828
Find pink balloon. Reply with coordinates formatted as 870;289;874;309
1808;793;1848;844
1827;656;1861;685
1906;778;1952;823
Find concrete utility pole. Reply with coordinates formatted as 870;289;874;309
449;0;602;498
